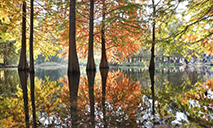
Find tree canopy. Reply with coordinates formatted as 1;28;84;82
0;0;212;65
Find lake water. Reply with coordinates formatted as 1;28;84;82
0;65;213;127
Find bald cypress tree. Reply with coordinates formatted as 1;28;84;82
29;0;34;72
18;0;29;71
86;0;96;71
68;0;80;73
100;0;109;69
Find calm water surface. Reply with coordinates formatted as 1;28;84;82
0;65;213;127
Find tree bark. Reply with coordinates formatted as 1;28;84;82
68;0;80;73
100;0;109;69
18;1;29;71
86;0;96;71
30;0;34;72
149;0;155;70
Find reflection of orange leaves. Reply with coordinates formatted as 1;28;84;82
201;108;208;114
59;70;145;126
60;70;143;116
59;75;69;105
182;96;188;103
105;71;143;113
203;79;213;90
59;75;68;85
209;100;213;107
78;75;90;103
199;82;206;90
60;74;90;108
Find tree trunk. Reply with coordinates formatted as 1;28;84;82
149;0;155;70
100;0;109;69
68;0;80;73
18;1;29;71
86;0;96;71
30;0;34;72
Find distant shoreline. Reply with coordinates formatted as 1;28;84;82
0;65;17;68
0;62;212;69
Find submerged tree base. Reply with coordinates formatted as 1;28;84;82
18;65;29;71
149;66;155;71
68;71;80;76
68;61;80;73
100;58;109;69
100;66;109;69
100;64;109;69
86;61;96;71
86;68;96;71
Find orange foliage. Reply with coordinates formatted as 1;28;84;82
203;79;213;90
59;0;143;63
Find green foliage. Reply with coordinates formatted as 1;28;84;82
0;69;19;97
141;78;213;127
34;53;66;65
137;0;213;59
0;40;19;65
0;0;64;62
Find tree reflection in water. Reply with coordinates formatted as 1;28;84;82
0;69;212;127
149;68;155;123
0;71;61;127
86;71;96;128
30;72;37;127
18;72;37;128
18;71;29;128
68;73;80;128
100;69;109;128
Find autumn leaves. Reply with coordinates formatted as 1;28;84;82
8;0;213;72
